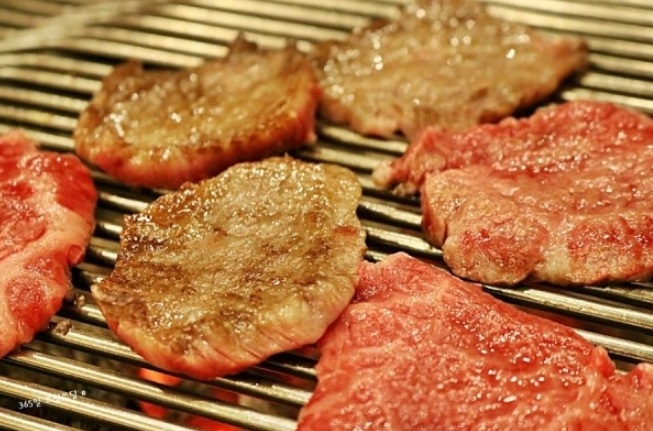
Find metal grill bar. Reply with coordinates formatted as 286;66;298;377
36;323;315;404
484;0;653;26
570;0;653;9
0;407;79;431
185;0;374;29
154;4;349;41
576;329;653;365
484;4;653;43
1;0;653;430
483;285;653;335
0;375;193;431
4;349;299;431
1;0;64;17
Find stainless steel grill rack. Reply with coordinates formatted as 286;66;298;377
1;1;652;430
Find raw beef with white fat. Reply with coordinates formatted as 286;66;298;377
92;157;366;380
0;131;97;358
298;253;653;431
376;101;653;285
74;37;321;189
312;0;587;139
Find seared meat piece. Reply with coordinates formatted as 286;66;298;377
298;253;653;431
312;0;587;139
74;37;321;190
377;101;653;285
0;131;97;358
92;157;366;380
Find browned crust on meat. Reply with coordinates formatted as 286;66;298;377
312;0;588;139
74;38;321;190
91;157;367;379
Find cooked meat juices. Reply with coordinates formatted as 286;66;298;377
376;101;653;286
74;37;321;189
311;0;587;139
0;131;97;358
298;253;653;431
92;157;366;380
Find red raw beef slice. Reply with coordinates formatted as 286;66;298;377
0;130;97;358
298;253;653;431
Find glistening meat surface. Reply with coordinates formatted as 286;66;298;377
74;37;320;190
297;253;653;431
376;101;653;285
92;157;367;380
0;131;97;358
311;0;587;139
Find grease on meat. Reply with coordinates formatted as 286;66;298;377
91;157;367;380
75;38;321;190
312;0;587;139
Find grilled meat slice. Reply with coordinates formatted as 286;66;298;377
0;131;97;358
312;0;587;139
92;157;366;380
74;37;321;190
298;253;653;431
379;100;653;285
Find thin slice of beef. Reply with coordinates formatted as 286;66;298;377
74;37;321;190
298;253;653;431
91;157;367;380
0;130;97;358
375;100;653;193
377;101;653;285
311;0;587;139
422;164;653;286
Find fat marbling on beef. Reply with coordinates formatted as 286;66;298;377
74;37;321;190
0;131;97;358
91;157;366;380
375;101;653;286
297;253;653;431
311;0;587;139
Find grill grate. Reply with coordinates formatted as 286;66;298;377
1;1;653;430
